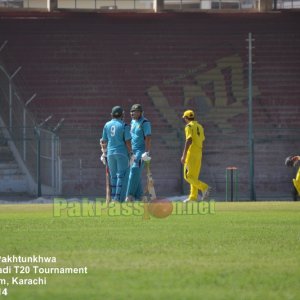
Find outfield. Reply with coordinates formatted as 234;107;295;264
0;201;299;300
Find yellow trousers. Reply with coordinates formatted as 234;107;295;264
183;149;208;200
293;167;300;196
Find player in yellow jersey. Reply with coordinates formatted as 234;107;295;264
181;110;211;202
292;156;300;198
285;155;300;200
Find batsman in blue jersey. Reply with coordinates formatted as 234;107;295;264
100;106;132;202
126;104;152;202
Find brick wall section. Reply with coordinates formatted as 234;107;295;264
0;11;299;199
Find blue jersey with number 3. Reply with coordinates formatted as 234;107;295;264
102;119;131;156
130;117;151;152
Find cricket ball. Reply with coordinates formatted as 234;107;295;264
148;199;173;219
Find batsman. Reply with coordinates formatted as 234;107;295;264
181;110;211;202
100;106;132;202
126;104;152;202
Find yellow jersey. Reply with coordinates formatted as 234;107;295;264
185;120;205;150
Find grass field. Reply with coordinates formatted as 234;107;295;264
0;201;300;300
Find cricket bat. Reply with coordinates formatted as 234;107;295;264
105;157;111;206
143;160;156;220
144;160;156;201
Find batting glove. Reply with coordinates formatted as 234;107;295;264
100;147;107;155
100;154;107;165
129;153;136;166
100;138;107;154
141;152;151;162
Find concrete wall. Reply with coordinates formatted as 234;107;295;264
0;12;299;199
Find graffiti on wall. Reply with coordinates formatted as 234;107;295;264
148;54;260;136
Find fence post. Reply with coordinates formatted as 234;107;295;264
52;118;64;194
35;126;42;197
247;32;256;201
23;94;37;161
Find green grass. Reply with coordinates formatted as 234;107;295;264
0;201;300;300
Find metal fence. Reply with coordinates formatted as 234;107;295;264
1;0;300;10
0;45;61;196
276;0;300;7
0;0;260;10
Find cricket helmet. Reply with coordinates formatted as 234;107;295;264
182;110;195;119
130;104;143;112
111;106;124;118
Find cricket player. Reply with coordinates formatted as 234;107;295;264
126;104;151;202
100;106;132;202
292;156;300;197
181;110;211;202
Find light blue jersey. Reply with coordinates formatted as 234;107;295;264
101;118;131;202
130;117;151;153
126;116;151;200
102;119;131;156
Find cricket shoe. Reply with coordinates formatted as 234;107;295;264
182;198;197;203
201;187;212;200
125;196;134;203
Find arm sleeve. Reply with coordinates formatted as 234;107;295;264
143;121;151;136
101;125;108;142
185;125;192;140
124;124;131;141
